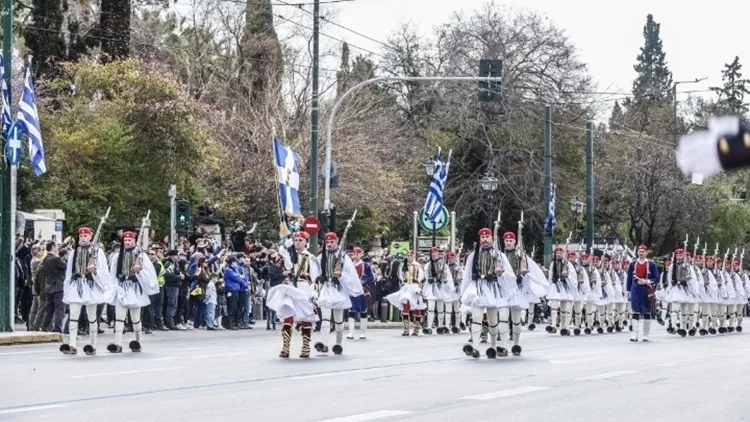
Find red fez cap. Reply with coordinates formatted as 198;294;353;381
324;232;338;241
638;245;647;252
478;228;492;237
695;254;703;259
593;256;601;262
430;247;439;253
407;249;415;256
716;257;723;263
447;251;457;258
293;231;309;240
686;252;692;258
604;256;611;261
555;247;564;252
706;256;714;262
582;253;590;259
353;247;363;254
734;260;740;265
122;231;136;241
567;252;576;258
613;259;620;264
503;232;516;240
78;227;93;236
675;248;684;255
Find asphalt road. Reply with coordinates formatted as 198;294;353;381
1;323;749;422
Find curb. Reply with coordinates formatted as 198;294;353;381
0;332;63;346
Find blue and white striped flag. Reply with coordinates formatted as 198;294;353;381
0;54;11;135
545;183;557;233
273;138;301;217
424;151;451;223
17;58;46;176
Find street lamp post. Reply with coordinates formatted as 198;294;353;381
479;173;499;227
569;196;584;244
424;158;435;177
672;77;708;144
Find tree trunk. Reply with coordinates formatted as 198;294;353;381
100;0;131;60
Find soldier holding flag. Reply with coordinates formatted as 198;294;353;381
626;245;659;342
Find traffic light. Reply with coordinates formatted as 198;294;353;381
176;199;191;228
478;59;503;102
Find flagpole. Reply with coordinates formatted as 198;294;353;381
272;138;287;240
0;0;13;332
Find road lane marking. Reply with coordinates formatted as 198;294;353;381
549;356;604;364
72;366;186;379
0;404;68;415
461;386;550;400
575;370;638;381
289;368;381;380
655;359;705;368
318;410;413;422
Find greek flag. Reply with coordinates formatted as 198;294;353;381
17;59;46;176
545;183;557;233
1;54;11;135
273;138;301;217
424;151;451;223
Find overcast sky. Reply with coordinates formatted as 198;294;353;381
300;0;748;102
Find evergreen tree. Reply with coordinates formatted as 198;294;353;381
336;42;351;96
24;0;67;77
100;0;131;60
713;56;750;117
630;14;673;107
609;100;624;130
239;0;282;103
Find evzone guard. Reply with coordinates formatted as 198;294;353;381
347;247;375;340
386;250;426;336
546;247;576;335
444;251;464;334
315;229;363;355
696;253;719;336
666;246;698;337
502;222;548;355
60;214;112;356
571;250;592;336
590;256;609;334
267;231;320;358
422;247;453;335
461;227;514;359
106;227;159;353
615;258;631;332
602;256;618;332
730;255;747;332
626;245;659;342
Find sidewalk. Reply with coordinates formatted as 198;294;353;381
0;330;62;346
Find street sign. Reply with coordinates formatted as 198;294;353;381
303;216;321;235
418;206;449;232
389;241;410;256
417;236;450;251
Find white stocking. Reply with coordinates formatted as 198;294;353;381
700;304;711;331
718;304;728;328
427;300;436;329
727;304;737;328
318;307;332;347
360;314;368;337
129;307;142;343
490;308;503;349
333;309;345;345
510;308;523;346
680;303;689;329
347;317;356;337
548;300;560;330
597;305;606;328
67;303;83;349
114;306;127;347
469;307;485;346
670;303;680;328
737;304;745;327
437;300;446;329
86;304;98;348
561;301;573;330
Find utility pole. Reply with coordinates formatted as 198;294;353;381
0;0;14;332
543;105;552;266
309;0;320;254
169;184;177;250
585;121;594;251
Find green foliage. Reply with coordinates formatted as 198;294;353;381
20;59;209;237
630;14;673;108
712;56;750;117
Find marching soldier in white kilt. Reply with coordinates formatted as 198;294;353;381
444;251;464;333
386;250;426;336
422;247;453;334
461;228;515;358
546;247;576;335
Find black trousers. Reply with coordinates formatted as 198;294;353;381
226;292;239;328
